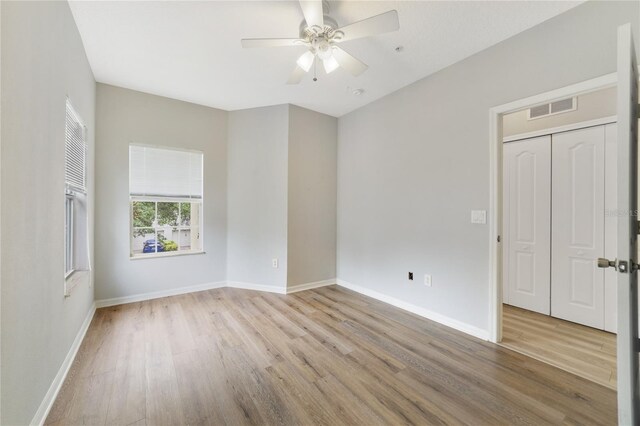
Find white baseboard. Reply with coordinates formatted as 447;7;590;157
94;279;334;309
30;302;97;426
95;281;226;308
226;281;286;294
286;278;335;294
336;279;489;341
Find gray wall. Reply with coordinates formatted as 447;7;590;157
337;1;639;332
287;105;337;287
503;86;617;137
1;2;96;424
95;84;227;300
227;105;289;288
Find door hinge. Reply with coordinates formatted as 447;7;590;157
497;235;501;243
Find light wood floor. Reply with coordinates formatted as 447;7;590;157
501;304;617;390
46;286;616;425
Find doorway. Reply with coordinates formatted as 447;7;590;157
488;73;619;388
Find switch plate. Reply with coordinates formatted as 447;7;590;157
272;258;278;268
424;274;432;287
471;210;487;224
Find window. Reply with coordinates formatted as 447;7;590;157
65;99;89;280
129;145;203;258
65;196;74;274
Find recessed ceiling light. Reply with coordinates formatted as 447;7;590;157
395;46;404;53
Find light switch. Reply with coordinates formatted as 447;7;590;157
471;210;487;224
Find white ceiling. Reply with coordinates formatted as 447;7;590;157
69;1;582;117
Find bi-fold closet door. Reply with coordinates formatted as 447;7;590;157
503;136;552;315
503;123;618;332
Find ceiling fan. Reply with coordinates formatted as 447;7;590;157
241;0;400;84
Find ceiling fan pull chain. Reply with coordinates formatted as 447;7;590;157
313;58;318;82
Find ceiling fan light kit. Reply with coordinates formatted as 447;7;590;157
241;0;400;84
296;51;315;72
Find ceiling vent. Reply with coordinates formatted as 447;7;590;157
527;97;577;120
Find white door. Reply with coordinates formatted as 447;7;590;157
612;23;639;424
603;123;618;333
503;136;551;314
551;126;605;329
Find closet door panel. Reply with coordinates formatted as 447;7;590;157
551;126;605;329
503;136;551;314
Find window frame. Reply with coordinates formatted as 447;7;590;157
65;193;75;277
128;144;204;259
129;196;204;259
64;98;88;289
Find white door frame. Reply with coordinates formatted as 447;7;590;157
488;72;617;343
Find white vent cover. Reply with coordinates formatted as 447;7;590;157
528;97;577;120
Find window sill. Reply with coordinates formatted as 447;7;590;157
65;270;90;297
130;250;205;260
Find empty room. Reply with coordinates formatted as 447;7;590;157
1;0;640;425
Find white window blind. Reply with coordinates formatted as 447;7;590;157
65;99;87;192
129;145;203;198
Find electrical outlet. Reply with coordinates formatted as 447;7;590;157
424;274;432;287
272;258;278;268
408;272;414;281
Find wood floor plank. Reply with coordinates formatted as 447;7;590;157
217;298;283;369
47;286;617;425
63;371;115;425
263;360;353;426
340;317;561;424
144;299;187;426
261;292;355;356
173;348;228;425
105;323;146;426
194;337;260;425
218;344;294;425
501;304;617;390
235;306;328;383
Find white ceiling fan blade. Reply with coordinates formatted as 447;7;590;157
241;38;304;48
287;65;307;85
332;47;368;76
323;56;339;74
299;0;324;28
337;10;399;42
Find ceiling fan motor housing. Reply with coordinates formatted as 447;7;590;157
298;0;341;43
299;15;339;38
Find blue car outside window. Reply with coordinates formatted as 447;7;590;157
142;239;165;253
